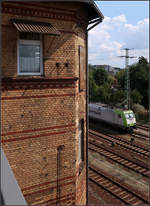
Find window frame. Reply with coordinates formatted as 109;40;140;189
78;45;85;92
78;119;84;164
17;32;43;76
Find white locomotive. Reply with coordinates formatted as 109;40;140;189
89;103;136;131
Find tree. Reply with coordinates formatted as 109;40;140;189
88;60;148;110
115;69;125;89
131;89;143;104
89;70;97;101
138;56;148;65
130;57;148;109
115;57;149;109
110;89;124;106
93;68;108;86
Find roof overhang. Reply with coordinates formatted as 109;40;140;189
69;0;104;31
82;0;104;21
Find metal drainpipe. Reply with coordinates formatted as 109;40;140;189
56;147;60;205
86;18;103;205
56;145;64;205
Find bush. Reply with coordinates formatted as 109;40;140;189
132;104;149;122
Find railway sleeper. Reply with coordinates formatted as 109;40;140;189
139;168;147;173
95;177;105;182
103;182;112;188
127;162;134;167
117;191;127;196
88;172;96;178
113;157;121;161
135;166;142;170
133;200;144;205
108;185;117;190
99;180;109;185
109;154;116;158
122;160;129;164
94;176;104;182
113;188;122;193
143;171;149;175
120;159;129;164
130;164;140;169
88;174;98;179
127;197;137;204
122;194;132;200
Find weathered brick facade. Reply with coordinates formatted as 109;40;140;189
1;1;103;205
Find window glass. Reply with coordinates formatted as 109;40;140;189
18;32;42;75
129;113;134;118
19;44;40;73
125;113;134;119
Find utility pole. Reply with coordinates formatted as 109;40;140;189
118;48;136;110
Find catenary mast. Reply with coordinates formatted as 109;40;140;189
119;48;136;109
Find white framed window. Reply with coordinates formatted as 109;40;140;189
18;32;43;75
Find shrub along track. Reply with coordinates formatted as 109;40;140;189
89;165;149;205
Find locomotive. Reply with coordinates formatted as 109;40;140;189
89;103;136;132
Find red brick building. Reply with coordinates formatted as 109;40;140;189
1;1;103;205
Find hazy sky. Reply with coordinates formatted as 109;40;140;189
88;1;149;68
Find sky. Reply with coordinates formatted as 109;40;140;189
88;1;149;68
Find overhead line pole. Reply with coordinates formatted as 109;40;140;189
118;48;136;110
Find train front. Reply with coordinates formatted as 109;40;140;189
123;110;136;130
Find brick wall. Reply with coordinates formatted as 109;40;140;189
1;2;88;205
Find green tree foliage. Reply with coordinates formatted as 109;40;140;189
89;66;121;105
115;69;125;89
93;68;108;86
110;89;124;106
138;56;148;65
89;56;148;111
115;56;149;109
129;56;149;109
131;89;143;104
89;69;97;101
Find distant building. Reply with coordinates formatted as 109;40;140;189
93;64;121;75
113;67;121;75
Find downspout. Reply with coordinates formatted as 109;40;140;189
56;145;64;205
86;17;103;205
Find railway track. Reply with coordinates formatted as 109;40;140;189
137;123;149;131
133;130;149;139
89;129;149;158
89;139;149;178
131;132;149;142
89;165;149;205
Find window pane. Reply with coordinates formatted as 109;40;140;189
19;44;40;73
